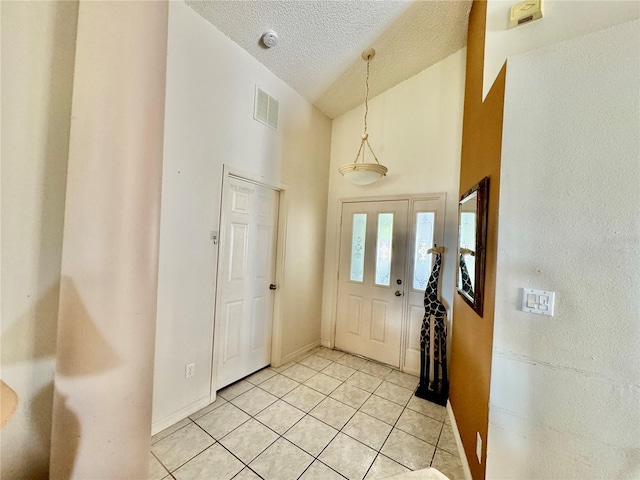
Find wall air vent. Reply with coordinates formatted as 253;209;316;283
254;86;279;130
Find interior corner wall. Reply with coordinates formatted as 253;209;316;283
487;19;640;479
152;1;332;429
0;2;78;478
320;48;466;358
448;2;504;479
483;0;640;100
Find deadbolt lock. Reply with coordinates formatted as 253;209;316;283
396;279;402;285
269;284;277;290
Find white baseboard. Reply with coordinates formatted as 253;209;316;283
446;400;473;480
402;366;419;376
277;340;321;366
151;395;211;436
320;339;332;348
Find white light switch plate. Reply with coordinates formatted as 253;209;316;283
522;288;555;316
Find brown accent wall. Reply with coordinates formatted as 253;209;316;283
449;2;505;479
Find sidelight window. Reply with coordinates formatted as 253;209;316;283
413;212;435;290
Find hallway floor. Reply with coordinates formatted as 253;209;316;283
150;347;464;480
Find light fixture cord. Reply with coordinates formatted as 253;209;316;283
363;56;370;136
352;52;381;166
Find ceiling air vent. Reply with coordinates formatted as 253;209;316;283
254;86;279;130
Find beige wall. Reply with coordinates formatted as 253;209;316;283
488;19;640;478
448;4;504;478
152;1;332;431
0;2;78;478
48;2;169;478
321;49;466;361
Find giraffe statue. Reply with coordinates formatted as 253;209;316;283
459;247;475;297
416;246;449;405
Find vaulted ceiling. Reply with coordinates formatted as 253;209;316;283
186;1;472;118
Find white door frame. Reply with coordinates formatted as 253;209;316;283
331;193;446;372
210;165;288;402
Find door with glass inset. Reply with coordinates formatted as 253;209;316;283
335;197;445;372
335;201;409;366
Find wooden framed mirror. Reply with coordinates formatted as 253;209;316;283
457;176;489;317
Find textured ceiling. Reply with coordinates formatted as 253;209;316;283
186;1;472;119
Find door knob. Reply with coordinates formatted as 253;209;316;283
269;284;277;290
395;291;402;296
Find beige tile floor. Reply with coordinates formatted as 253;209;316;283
150;347;465;480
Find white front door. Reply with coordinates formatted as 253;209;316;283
335;196;445;372
335;200;409;367
214;176;279;389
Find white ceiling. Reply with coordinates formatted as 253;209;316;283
186;1;472;119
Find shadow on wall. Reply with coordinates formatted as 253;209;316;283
48;390;80;480
1;283;62;479
0;383;58;480
1;284;60;364
2;277;122;478
55;277;123;377
50;277;123;478
34;384;75;479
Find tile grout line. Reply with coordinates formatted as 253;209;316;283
154;349;450;479
165;420;221;475
282;359;407;479
150;450;171;479
361;385;417;477
235;358;384;478
211;374;344;477
195;389;438;479
430;422;446;467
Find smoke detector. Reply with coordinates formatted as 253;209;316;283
261;30;279;48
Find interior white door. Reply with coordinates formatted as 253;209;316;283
215;176;279;389
335;200;409;367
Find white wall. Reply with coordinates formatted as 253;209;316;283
153;2;332;429
321;49;466;354
483;0;640;99
487;20;640;479
0;2;78;478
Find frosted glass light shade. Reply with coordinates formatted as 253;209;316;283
338;163;388;185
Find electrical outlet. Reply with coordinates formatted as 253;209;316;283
185;363;195;379
476;432;482;464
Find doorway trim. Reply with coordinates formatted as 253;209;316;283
209;164;288;403
330;193;446;372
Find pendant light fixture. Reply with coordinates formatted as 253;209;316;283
338;48;388;186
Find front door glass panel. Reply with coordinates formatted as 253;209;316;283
375;213;394;286
350;213;367;282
